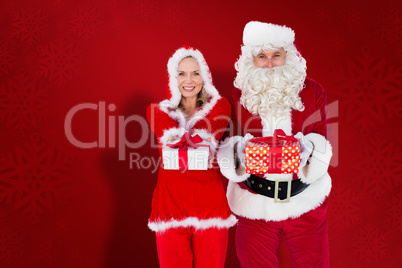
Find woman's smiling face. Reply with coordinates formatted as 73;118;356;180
177;57;203;100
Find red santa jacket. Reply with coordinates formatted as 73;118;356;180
146;47;236;232
217;77;333;221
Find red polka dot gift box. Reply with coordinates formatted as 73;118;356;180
245;129;301;174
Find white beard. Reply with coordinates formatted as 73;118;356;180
235;54;306;118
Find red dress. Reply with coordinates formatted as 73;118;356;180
146;46;236;233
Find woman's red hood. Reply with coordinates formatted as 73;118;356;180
161;46;220;109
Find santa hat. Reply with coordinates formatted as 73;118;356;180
161;46;220;109
242;21;295;48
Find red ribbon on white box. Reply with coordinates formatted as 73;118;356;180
165;132;209;170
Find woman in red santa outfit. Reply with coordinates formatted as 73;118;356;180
146;46;237;268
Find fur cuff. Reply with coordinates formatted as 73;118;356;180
148;215;237;233
159;127;186;146
297;133;332;184
217;136;250;183
192;129;218;153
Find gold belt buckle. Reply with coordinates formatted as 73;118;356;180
274;178;292;203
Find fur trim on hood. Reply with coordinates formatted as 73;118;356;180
159;46;221;130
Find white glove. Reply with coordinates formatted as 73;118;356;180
294;132;314;168
237;133;254;168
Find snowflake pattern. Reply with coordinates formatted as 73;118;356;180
0;130;4;143
329;35;346;51
71;248;83;263
376;8;401;44
338;7;361;29
51;0;68;10
0;39;16;77
352;134;401;197
329;47;402;134
399;125;402;138
108;0;121;8
0;71;49;137
166;4;190;30
55;218;71;233
328;186;362;235
133;0;159;23
353;224;389;265
0;226;24;264
68;3;104;40
0;133;72;223
39;240;61;264
328;231;350;268
315;6;330;21
37;37;83;88
383;190;402;234
111;15;130;33
11;3;48;45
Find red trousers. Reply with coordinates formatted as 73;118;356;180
156;227;228;268
236;200;329;268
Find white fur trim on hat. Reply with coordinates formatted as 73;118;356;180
159;47;221;131
148;215;237;232
243;21;295;48
162;47;220;109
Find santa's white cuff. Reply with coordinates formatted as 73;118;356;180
217;136;250;182
297;133;332;184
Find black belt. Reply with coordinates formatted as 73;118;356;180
243;174;309;203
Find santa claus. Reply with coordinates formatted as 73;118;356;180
217;21;333;267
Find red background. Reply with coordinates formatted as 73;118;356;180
0;0;401;267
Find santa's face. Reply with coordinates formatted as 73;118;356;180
177;57;203;100
235;45;306;117
253;48;286;68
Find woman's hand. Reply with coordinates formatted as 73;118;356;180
169;135;179;141
203;137;213;168
168;135;210;142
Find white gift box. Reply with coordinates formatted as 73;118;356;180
162;140;210;170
